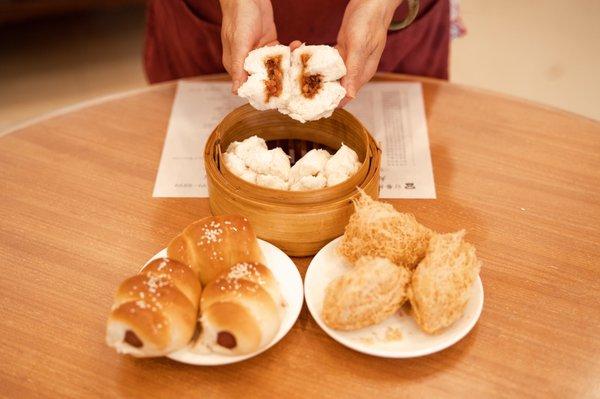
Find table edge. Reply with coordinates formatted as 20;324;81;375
1;73;596;138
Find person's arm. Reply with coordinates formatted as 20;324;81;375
220;0;278;93
336;0;402;106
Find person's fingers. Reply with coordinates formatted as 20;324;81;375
221;26;239;91
231;70;248;94
229;54;244;92
339;53;379;104
360;52;381;86
289;40;303;51
230;65;248;94
260;38;280;47
335;44;356;107
222;51;231;75
335;44;345;61
222;50;239;93
341;47;364;99
221;53;231;75
229;41;252;93
337;96;353;108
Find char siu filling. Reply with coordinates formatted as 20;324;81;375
217;331;237;349
300;54;323;98
264;56;283;101
124;330;143;348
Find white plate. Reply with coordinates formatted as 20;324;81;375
144;239;304;366
304;237;484;358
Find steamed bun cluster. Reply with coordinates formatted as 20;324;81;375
237;44;347;123
223;136;290;190
223;136;361;191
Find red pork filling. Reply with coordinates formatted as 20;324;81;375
264;56;283;101
300;54;323;99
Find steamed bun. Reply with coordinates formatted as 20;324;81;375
267;147;292;181
237;44;347;122
237;45;291;111
256;174;289;190
222;152;257;184
222;152;247;176
284;45;347;123
223;137;361;191
290;174;327;191
289;149;330;185
228;135;268;163
224;136;291;190
324;144;362;186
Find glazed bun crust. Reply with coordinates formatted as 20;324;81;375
217;262;285;307
196;263;282;355
200;302;262;355
167;215;265;286
141;258;201;305
106;258;201;357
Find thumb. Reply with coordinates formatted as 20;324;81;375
337;96;353;108
289;40;303;51
229;44;251;93
263;39;280;46
340;48;363;99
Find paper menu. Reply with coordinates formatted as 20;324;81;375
153;81;244;197
345;83;436;198
153;80;436;199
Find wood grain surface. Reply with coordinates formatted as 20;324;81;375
0;74;599;398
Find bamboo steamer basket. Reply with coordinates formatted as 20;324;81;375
204;104;381;256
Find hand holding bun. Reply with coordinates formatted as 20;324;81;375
336;0;401;104
219;0;278;93
106;258;201;357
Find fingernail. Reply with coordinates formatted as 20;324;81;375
232;80;240;93
346;87;356;99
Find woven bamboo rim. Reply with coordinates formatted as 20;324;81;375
209;104;373;203
204;104;381;256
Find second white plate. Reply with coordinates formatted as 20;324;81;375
304;237;484;358
144;239;304;366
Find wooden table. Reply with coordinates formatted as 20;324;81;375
1;74;599;398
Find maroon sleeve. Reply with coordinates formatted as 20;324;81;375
380;0;450;79
144;0;449;83
144;0;224;83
